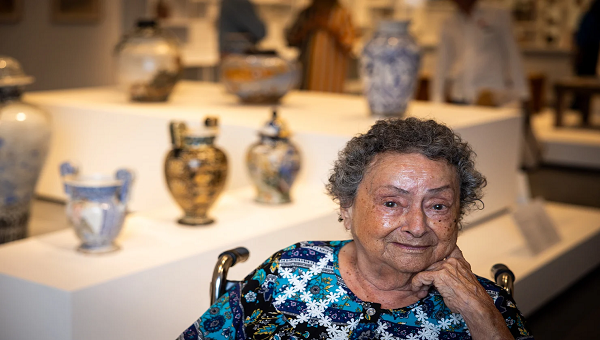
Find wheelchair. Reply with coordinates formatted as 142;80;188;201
210;247;515;304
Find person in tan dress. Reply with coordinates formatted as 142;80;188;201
286;0;356;93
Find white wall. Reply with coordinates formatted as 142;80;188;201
0;0;123;91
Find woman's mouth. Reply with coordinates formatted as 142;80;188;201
393;242;430;252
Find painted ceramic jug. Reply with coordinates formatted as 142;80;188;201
164;117;228;225
60;162;134;254
246;109;301;204
0;56;52;244
114;19;182;102
361;20;421;117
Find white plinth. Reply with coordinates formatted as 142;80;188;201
0;185;346;340
25;81;522;226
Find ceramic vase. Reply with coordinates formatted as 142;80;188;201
0;56;52;244
246;109;301;204
164;117;228;225
361;20;421;117
221;50;299;104
115;19;182;102
60;162;134;254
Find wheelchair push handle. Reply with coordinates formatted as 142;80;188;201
491;263;515;296
210;247;250;305
219;247;250;266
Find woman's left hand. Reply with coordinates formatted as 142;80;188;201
410;246;514;340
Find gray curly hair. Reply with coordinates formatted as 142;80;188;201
326;117;487;222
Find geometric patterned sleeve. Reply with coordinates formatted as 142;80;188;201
176;248;293;340
477;276;535;339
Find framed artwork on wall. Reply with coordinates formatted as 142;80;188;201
0;0;23;24
52;0;101;24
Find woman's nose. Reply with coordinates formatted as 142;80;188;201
401;206;428;238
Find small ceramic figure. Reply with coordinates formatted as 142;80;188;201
0;56;52;244
246;109;301;204
60;162;134;254
164;117;228;225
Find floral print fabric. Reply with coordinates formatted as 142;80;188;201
177;240;533;340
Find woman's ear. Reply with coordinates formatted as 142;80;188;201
340;207;352;231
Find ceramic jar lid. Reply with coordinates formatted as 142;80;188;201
0;56;34;87
259;108;291;139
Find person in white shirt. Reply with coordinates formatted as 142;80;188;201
432;0;529;107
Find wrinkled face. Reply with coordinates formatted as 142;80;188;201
341;152;461;274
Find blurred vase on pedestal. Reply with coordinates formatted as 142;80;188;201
165;117;228;225
115;19;182;102
60;162;134;254
0;56;52;244
221;50;299;104
246;109;301;204
360;20;421;117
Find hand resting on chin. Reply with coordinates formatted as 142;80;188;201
411;246;515;340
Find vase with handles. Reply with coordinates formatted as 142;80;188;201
60;162;134;254
246;109;301;204
360;20;421;117
0;56;52;244
164;117;228;225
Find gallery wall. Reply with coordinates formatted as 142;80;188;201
0;0;122;91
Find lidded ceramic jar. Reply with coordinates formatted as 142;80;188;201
0;56;52;244
164;117;228;225
60;162;134;254
221;50;299;104
361;20;421;117
115;19;182;102
246;109;301;204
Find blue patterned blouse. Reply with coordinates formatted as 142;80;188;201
178;240;533;340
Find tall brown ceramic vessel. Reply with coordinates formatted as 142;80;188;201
164;117;228;225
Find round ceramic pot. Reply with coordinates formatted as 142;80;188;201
0;56;52;244
246;110;301;204
361;20;421;117
60;162;134;254
221;51;299;104
164;118;228;225
115;19;182;102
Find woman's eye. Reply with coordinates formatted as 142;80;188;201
432;204;446;211
384;201;397;208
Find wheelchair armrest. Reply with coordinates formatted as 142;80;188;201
210;247;250;305
491;263;515;296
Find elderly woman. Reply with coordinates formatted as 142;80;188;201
178;118;532;339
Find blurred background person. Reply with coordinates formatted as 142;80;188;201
432;0;541;168
286;0;356;93
571;0;600;116
218;0;266;58
432;0;529;107
573;0;600;77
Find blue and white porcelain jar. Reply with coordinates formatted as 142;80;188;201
0;56;52;244
60;162;134;254
360;20;421;117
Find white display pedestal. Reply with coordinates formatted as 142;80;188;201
0;185;346;340
25;81;522;226
4;82;594;340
